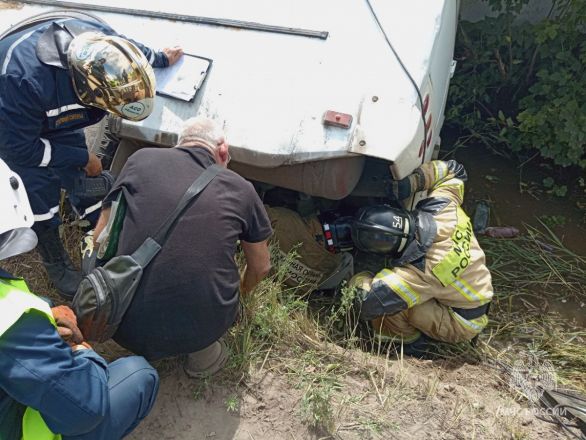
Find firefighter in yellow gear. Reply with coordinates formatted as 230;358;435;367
349;160;493;356
265;206;354;290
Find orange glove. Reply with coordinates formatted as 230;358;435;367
51;305;84;345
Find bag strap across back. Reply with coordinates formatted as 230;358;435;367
153;164;221;245
131;164;222;267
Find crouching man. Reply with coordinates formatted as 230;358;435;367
350;160;493;357
93;117;272;376
0;159;158;440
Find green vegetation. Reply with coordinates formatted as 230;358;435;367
479;223;586;391
224;225;586;437
224;394;240;413
3;219;584;437
446;0;586;169
228;246;347;432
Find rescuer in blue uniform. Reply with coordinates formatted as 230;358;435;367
0;158;160;440
0;16;182;299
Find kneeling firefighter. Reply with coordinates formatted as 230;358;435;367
349;160;493;356
0;159;159;440
266;206;354;290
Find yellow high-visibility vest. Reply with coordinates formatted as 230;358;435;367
0;277;62;440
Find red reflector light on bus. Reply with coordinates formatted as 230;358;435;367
422;94;430;115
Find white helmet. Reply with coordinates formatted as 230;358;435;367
0;159;38;261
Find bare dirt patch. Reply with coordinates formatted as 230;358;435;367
125;353;566;440
4;247;572;439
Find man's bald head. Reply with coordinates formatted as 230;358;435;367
177;117;226;152
177;117;230;167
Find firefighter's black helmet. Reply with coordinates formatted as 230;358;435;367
351;205;414;256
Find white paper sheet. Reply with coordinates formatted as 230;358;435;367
153;54;211;102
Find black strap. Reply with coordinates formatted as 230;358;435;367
451;302;490;320
152;164;221;245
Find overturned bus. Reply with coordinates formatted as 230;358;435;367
1;0;460;284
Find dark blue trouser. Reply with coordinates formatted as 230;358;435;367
64;356;159;440
6;130;101;229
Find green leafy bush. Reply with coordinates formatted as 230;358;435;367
446;0;586;169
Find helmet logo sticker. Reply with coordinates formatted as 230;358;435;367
77;46;91;60
121;102;146;119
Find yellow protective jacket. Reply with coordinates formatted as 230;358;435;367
359;160;493;326
266;206;342;288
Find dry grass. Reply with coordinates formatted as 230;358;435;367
3;220;583;438
479;224;586;393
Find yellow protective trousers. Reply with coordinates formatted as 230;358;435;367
371;299;487;344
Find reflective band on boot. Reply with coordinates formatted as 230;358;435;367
374;330;422;345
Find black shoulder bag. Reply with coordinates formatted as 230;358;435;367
73;164;222;342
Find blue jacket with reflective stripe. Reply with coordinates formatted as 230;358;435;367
0;269;110;440
0;18;166;169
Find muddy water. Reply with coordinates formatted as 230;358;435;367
447;144;586;326
449;144;586;255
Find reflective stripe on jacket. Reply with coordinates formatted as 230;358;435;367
0;18;166;170
361;161;493;322
0;278;61;440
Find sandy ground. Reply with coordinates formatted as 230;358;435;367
4;244;571;439
126;352;567;440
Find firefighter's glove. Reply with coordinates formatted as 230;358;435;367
348;272;376;321
388;169;425;201
51;305;84;345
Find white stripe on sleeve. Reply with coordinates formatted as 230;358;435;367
45;104;85;117
39;138;52;167
1;31;35;74
80;201;103;219
34;205;60;222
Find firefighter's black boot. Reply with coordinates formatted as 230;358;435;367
35;226;82;300
402;334;438;359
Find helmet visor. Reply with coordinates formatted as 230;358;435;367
351;206;412;256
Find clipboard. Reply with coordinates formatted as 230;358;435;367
153;53;212;102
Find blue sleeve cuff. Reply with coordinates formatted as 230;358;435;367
73;347;109;370
153;51;169;68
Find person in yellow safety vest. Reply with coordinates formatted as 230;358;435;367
0;158;159;440
349;160;493;357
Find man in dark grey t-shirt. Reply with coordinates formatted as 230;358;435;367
93;117;272;376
